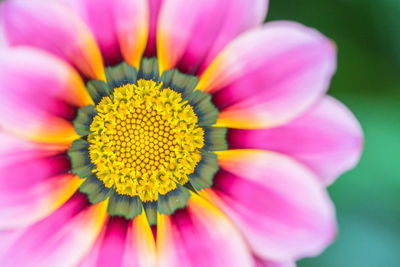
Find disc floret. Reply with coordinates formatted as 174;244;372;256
88;79;204;202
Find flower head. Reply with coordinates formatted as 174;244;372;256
0;0;363;266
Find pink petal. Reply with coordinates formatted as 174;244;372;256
78;217;127;267
228;96;363;184
203;150;337;262
0;20;6;48
0;48;91;144
254;257;296;267
0;193;108;267
157;0;268;74
157;194;254;267
198;21;336;129
145;0;164;57
79;214;156;267
62;0;149;68
0;132;83;229
0;0;105;80
123;213;157;267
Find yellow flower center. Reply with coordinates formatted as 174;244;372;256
88;79;204;202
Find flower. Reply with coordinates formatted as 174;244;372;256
0;0;363;266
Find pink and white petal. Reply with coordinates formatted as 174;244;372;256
145;0;164;57
0;193;108;267
0;131;68;163
0;48;91;144
78;217;128;267
157;194;254;267
0;19;7;48
202;150;336;262
254;257;296;267
62;0;149;68
227;96;363;184
0;0;105;80
0;132;83;229
0;173;83;231
198;21;336;129
157;0;268;74
79;213;156;267
122;213;156;267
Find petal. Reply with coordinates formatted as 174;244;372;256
157;0;268;74
0;193;108;267
198;21;336;129
0;132;83;229
0;174;82;230
123;213;157;267
78;213;155;267
0;0;105;80
77;217;127;267
145;0;164;57
0;20;6;48
203;150;336;261
157;193;254;267
0;48;91;144
228;96;363;184
63;0;149;68
254;257;296;267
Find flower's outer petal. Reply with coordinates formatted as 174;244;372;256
0;48;91;144
123;213;157;267
0;19;6;48
78;217;128;267
157;194;254;267
62;0;149;68
157;0;268;74
145;0;164;57
0;174;82;230
0;132;83;230
228;96;363;184
254;257;296;267
0;0;105;80
79;213;156;267
203;150;336;262
198;21;336;129
0;193;108;267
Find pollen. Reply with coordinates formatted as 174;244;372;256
88;79;204;202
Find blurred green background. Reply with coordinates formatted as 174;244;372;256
267;0;400;266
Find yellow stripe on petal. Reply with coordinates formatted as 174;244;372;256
196;54;230;93
80;33;106;81
46;175;84;213
215;149;263;162
156;213;173;263
215;109;272;129
27;120;80;145
157;30;172;74
117;0;149;69
67;70;95;107
187;193;229;221
85;198;109;234
133;213;156;267
122;23;149;69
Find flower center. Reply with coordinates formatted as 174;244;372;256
88;79;204;202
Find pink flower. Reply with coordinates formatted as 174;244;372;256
0;0;363;266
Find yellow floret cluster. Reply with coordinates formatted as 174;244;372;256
88;79;204;202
